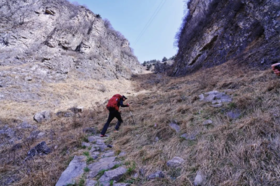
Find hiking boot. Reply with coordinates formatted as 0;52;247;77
100;134;107;137
114;130;119;133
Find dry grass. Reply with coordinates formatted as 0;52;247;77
1;60;280;185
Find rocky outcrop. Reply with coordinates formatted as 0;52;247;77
0;0;142;83
0;0;143;117
173;0;280;75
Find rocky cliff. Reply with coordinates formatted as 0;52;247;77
0;0;142;82
173;0;280;75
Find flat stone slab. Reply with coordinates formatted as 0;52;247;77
82;142;91;147
99;166;127;185
87;157;120;179
102;151;115;158
90;151;100;159
88;136;105;143
167;157;184;167
86;179;97;186
118;151;126;157
56;156;86;186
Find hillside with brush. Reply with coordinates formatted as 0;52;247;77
1;0;280;186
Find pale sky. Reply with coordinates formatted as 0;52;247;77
69;0;187;63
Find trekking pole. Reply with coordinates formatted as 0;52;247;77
129;107;136;125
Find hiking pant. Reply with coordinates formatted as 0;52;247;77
101;108;123;135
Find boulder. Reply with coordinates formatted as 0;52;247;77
26;141;51;159
33;111;51;123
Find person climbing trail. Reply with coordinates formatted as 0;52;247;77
100;94;129;137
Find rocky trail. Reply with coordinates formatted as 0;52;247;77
55;133;131;186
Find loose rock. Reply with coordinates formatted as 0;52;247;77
169;123;180;133
33;111;51;123
147;171;165;180
167;157;184;167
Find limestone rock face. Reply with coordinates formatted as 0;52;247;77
173;0;280;75
0;0;142;102
0;0;143;118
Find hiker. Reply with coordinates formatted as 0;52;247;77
271;63;280;76
100;94;129;137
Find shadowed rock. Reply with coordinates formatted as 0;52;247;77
147;171;165;180
26;141;51;159
227;109;241;119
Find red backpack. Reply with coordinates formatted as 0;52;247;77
107;94;122;111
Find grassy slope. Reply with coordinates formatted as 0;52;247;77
1;60;280;186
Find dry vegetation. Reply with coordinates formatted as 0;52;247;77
1;60;280;186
